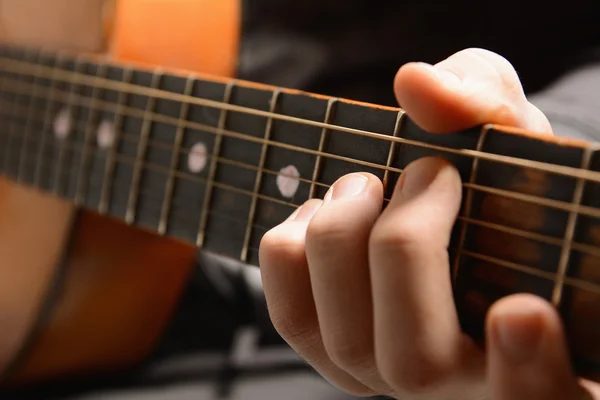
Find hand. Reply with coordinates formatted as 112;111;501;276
258;48;600;399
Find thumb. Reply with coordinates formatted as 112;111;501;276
486;294;596;400
394;48;553;134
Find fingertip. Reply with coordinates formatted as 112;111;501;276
323;172;384;205
394;49;553;135
396;156;462;202
486;294;548;363
394;62;476;133
486;294;561;335
260;200;323;267
487;294;583;398
293;198;323;222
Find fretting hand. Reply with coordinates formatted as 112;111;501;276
259;48;600;400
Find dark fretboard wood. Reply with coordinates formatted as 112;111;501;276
3;42;600;379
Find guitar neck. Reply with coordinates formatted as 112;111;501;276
3;42;600;379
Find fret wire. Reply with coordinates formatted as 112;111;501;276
158;76;195;235
7;56;600;185
99;67;134;215
2;75;402;174
382;110;405;190
8;113;600;264
7;89;600;236
21;126;600;297
241;89;282;262
196;82;235;247
34;55;64;187
6;90;600;225
457;215;600;257
125;71;163;224
16;53;45;182
309;98;338;199
552;145;596;306
74;63;108;205
451;126;490;282
0;97;333;191
459;249;600;296
53;57;84;196
462;182;600;220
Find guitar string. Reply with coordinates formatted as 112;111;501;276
5;145;600;298
4;107;600;267
3;56;600;185
1;151;266;235
4;86;600;261
5;114;600;300
3;76;600;223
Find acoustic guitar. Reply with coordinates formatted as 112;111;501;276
1;0;600;391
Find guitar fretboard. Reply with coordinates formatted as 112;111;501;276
4;43;600;375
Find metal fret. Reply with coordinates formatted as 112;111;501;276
308;98;338;199
552;145;596;306
16;53;45;182
158;76;195;235
98;68;133;215
451;125;490;282
34;55;64;187
196;82;234;247
240;89;282;262
53;57;84;196
382;110;405;190
125;71;163;224
74;63;108;205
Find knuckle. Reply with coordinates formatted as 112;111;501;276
325;336;375;374
370;216;428;253
269;307;319;349
259;227;305;266
305;212;349;250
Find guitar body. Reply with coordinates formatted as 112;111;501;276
0;0;240;386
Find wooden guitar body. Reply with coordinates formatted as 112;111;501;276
0;0;239;387
0;182;197;385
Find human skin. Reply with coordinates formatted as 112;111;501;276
259;48;600;400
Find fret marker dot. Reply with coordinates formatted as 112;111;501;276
277;165;300;198
53;108;71;140
188;143;208;173
97;120;115;149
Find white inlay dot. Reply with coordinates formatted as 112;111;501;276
277;165;300;198
53;108;71;140
188;142;208;173
97;120;116;149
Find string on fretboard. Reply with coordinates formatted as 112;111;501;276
5;43;600;320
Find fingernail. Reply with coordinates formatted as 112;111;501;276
292;199;323;221
493;306;543;364
326;173;369;202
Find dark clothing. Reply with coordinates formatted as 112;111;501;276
10;1;600;399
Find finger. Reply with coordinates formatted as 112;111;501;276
394;48;553;134
304;173;393;395
259;199;376;397
487;294;596;400
370;157;484;396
